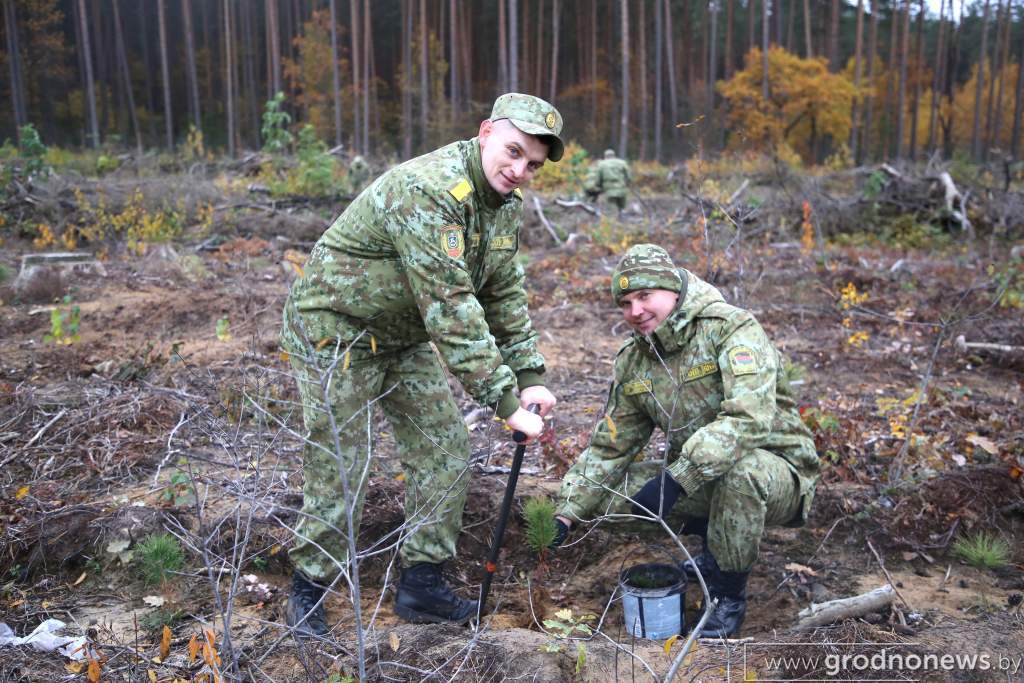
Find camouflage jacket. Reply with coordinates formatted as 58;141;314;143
596;158;631;197
281;138;544;419
557;270;820;523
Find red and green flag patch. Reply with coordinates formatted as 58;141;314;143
727;346;758;376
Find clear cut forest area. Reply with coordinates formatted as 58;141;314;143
1;1;1023;682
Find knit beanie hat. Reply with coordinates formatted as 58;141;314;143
611;244;683;304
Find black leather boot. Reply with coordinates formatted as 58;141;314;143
285;571;328;637
697;557;749;638
394;563;478;625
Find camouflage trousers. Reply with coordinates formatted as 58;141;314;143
604;193;627;211
587;449;802;572
288;342;472;582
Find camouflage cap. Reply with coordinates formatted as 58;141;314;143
604;149;616;158
490;92;565;161
611;244;683;303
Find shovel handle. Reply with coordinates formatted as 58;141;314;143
511;403;542;443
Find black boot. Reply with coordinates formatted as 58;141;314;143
394;563;478;625
680;518;711;582
697;557;749;638
285;571;328;637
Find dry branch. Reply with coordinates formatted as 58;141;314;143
796;585;896;628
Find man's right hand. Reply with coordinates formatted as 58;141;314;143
506;406;544;442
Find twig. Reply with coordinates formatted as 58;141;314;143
24;408;67;449
554;197;599;215
866;540;914;612
531;195;563;245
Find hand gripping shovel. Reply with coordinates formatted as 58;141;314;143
476;404;540;622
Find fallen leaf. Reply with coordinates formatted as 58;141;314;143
160;625;172;661
784;562;817;577
187;634;201;664
65;662;86;674
15;485;29;500
966;434;998;455
663;634;678;654
389;631;400;652
73;571;87;586
148;670;158;682
87;659;101;683
143;595;166;607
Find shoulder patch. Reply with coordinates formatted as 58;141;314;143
727;346;758;376
447;178;473;203
685;360;718;382
440;225;465;258
621;378;653;396
513;187;524;200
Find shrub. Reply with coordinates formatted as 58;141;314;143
952;531;1011;570
136;532;185;585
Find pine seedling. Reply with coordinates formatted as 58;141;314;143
523;497;558;555
136;532;185;585
953;531;1011;570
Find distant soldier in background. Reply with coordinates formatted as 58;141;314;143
595;148;631;214
347;154;371;195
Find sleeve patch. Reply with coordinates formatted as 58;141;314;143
513;187;524;199
440;225;465;258
447;178;473;203
621;378;653;395
727;346;758;376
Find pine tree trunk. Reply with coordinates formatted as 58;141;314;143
884;1;899;157
591;0;598;119
459;3;472;105
510;0;519;91
762;0;770;101
157;0;173;148
549;0;560;103
908;0;924;157
138;3;158;142
639;0;648;159
267;0;282;97
655;0;664;158
78;0;100;148
927;0;947;154
112;0;142;155
850;0;865;158
224;0;235;157
329;0;342;146
725;0;734;78
709;0;718;117
241;2;258;147
362;0;370;154
860;0;879;163
985;0;1009;158
895;0;910;158
829;0;840;70
664;0;680;149
802;0;812;57
91;0;109;139
498;0;508;92
619;0;630;157
534;0;544;97
402;0;412;158
418;0;426;148
971;0;991;160
351;0;362;153
449;0;458;119
749;0;756;56
182;0;201;130
1010;4;1024;160
3;0;27;137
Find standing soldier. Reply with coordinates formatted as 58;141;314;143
549;244;820;638
596;148;631;214
347;154;370;195
280;93;564;635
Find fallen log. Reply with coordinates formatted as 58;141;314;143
796;585;895;628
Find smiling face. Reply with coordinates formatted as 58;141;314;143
619;288;680;336
477;119;550;195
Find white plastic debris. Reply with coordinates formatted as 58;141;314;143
0;619;90;661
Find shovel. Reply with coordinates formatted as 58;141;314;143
476;404;540;621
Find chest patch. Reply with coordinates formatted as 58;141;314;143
491;234;517;250
685;360;718;382
440;226;465;258
727;346;758;376
622;378;653;396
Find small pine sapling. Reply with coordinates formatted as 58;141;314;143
523;497;558;565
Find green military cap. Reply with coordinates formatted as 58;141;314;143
490;92;565;162
611;244;683;304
